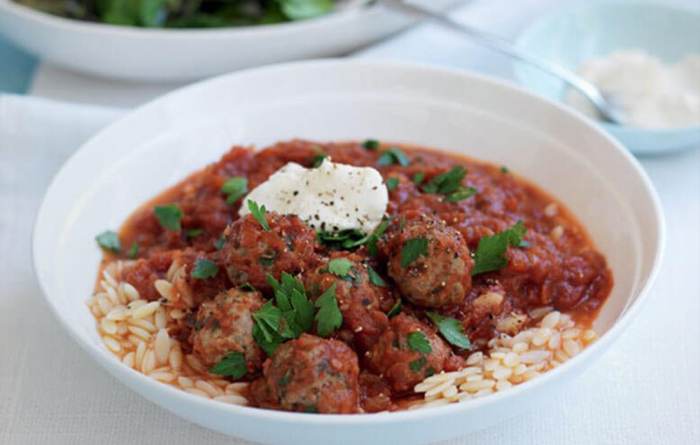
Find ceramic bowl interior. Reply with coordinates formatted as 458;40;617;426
33;60;664;445
515;1;700;155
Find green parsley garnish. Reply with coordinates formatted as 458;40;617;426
127;242;139;259
446;186;477;202
221;177;248;205
367;266;386;287
471;221;527;276
362;139;380;151
409;356;427;372
154;204;182;231
387;299;402;318
312;153;327;168
210;352;247;379
252;301;288;355
407;331;432;354
385;177;399;191
185;228;204;239
500;166;509;174
316;218;389;256
412;172;425;185
247;199;270;231
422;166;476;202
426;312;471;349
328;258;353;277
314;283;342;337
214;236;226;251
400;237;429;267
267;273;315;334
95;230;120;253
191;258;219;279
377;147;410;167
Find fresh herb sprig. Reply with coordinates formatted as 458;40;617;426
422;166;476;202
471;221;527;275
427;312;471;349
210;352;247;379
221;177;247;205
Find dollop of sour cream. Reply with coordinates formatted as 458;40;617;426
566;50;700;129
239;158;388;233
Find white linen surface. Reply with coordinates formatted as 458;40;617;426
2;1;700;444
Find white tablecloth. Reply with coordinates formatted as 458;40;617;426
2;1;699;444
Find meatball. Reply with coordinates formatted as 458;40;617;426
304;254;390;350
251;334;360;413
221;212;318;292
367;314;451;393
190;288;265;372
385;216;472;308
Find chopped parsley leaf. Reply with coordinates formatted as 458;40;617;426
221;176;248;205
95;230;120;253
362;139;380;151
328;258;353;277
266;273;314;334
409;356;427;372
407;331;432;354
316;218;389;256
446;186;477;202
314;283;342;337
185;228;204;239
367;266;386;287
412;172;425;185
210;352;247;379
400;237;429;267
127;242;139;259
385;177;399;191
154;204;182;231
500;165;509;174
191;258;219;279
252;302;286;355
312;153;327;168
426;312;471;349
377;147;410;167
387;299;402;318
240;283;257;292
471;221;527;276
214;236;226;250
247;199;270;231
422;166;476;202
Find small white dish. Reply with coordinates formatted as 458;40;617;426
33;60;664;445
0;0;458;82
515;1;700;155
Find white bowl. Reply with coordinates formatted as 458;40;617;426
33;60;664;445
0;0;458;82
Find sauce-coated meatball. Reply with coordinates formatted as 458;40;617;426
304;254;390;350
221;212;318;292
367;314;451;393
251;334;360;413
385;216;472;308
190;288;264;372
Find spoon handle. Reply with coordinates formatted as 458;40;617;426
380;0;619;123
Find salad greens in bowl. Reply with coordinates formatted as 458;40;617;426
0;0;458;81
13;0;338;28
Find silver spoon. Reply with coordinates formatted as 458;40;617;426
377;0;628;125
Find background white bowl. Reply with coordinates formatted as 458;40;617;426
33;60;664;445
0;0;458;82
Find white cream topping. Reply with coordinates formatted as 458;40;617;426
239;158;388;233
566;50;700;129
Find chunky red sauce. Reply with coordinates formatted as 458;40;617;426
106;140;612;413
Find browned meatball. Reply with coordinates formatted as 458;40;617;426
189;288;264;373
304;253;390;350
384;216;472;308
221;212;318;292
251;334;360;413
367;314;451;393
